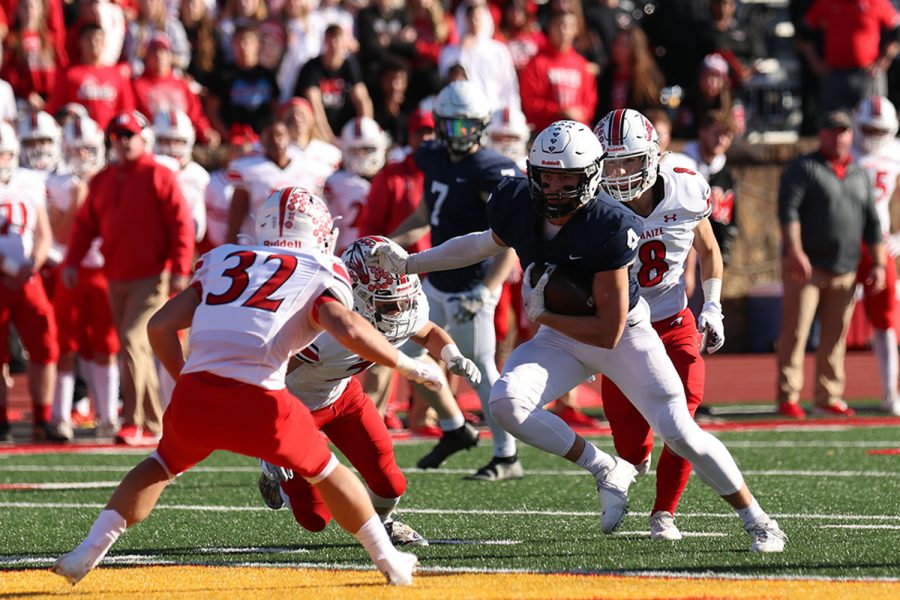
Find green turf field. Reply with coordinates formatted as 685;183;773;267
1;425;898;580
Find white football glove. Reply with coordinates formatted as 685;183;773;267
887;233;900;258
368;241;409;274
450;283;489;323
697;300;725;354
522;263;553;322
441;344;482;386
395;352;444;391
259;459;293;483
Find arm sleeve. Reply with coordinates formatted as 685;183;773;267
778;160;807;224
863;179;882;246
406;230;505;274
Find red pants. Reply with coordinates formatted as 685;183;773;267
54;267;119;358
0;273;58;364
281;376;406;532
494;278;531;346
155;371;333;479
601;307;705;514
857;246;898;330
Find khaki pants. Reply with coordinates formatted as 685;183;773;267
107;273;169;433
776;268;857;406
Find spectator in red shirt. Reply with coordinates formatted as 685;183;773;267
519;9;597;131
494;0;545;75
133;33;219;147
47;23;135;131
0;0;62;110
63;111;195;445
0;0;67;68
798;0;900;112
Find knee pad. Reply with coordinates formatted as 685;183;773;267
366;468;406;502
487;393;521;434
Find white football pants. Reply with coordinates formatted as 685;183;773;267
489;298;744;496
423;278;517;458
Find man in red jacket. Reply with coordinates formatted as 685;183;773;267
518;9;597;131
46;23;135;131
132;33;219;147
62;111;195;446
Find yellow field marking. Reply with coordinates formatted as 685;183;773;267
2;566;899;599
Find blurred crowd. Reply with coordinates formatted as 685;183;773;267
0;0;899;445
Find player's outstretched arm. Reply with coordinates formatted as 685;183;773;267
147;288;201;379
373;230;507;275
313;298;445;390
532;267;630;349
693;218;726;354
412;321;482;386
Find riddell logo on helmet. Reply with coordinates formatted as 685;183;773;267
263;239;304;248
541;160;561;165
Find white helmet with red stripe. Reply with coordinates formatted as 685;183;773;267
853;95;899;154
0;121;20;183
340;117;388;178
486;106;531;165
152;109;196;165
341;235;422;340
17;110;62;172
62;115;106;177
593;108;660;202
255;186;339;254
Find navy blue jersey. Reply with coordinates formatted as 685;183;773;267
416;142;521;292
488;177;643;310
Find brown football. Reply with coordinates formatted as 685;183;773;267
528;263;595;316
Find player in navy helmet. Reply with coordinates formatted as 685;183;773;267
386;80;523;481
366;120;786;552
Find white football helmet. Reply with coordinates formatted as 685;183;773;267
853;95;899;154
340;117;388;178
0;121;20;183
255;186;338;254
18;111;62;172
152;110;196;165
62;115;106;177
341;236;422;340
433;81;491;154
594;108;660;202
486;106;531;165
527;120;604;218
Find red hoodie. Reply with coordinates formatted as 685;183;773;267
519;46;597;132
133;73;215;144
46;63;135;130
65;154;195;280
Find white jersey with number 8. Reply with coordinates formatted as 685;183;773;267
182;244;354;389
630;163;711;322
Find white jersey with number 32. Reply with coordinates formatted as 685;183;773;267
287;290;429;411
631;163;711;322
182;244;354;389
853;140;900;237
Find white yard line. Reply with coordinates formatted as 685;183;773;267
0;501;897;522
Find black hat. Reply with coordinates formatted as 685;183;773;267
819;110;852;130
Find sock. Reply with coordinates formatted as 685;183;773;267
736;497;768;528
872;328;899;399
353;513;399;562
79;359;97;402
53;371;75;424
576;441;616;479
34;403;52;426
91;362;120;426
75;509;128;565
438;414;465;432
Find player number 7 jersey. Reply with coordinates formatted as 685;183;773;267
182;244;354;389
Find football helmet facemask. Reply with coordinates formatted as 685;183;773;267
594;108;660;202
486;106;531;165
18;111;62;172
152;110;196;165
62;115;106;177
341;236;421;340
853;95;899;154
527;120;604;219
340;117;388;178
433;81;491;155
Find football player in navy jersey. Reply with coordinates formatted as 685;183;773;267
369;120;786;552
388;81;523;481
